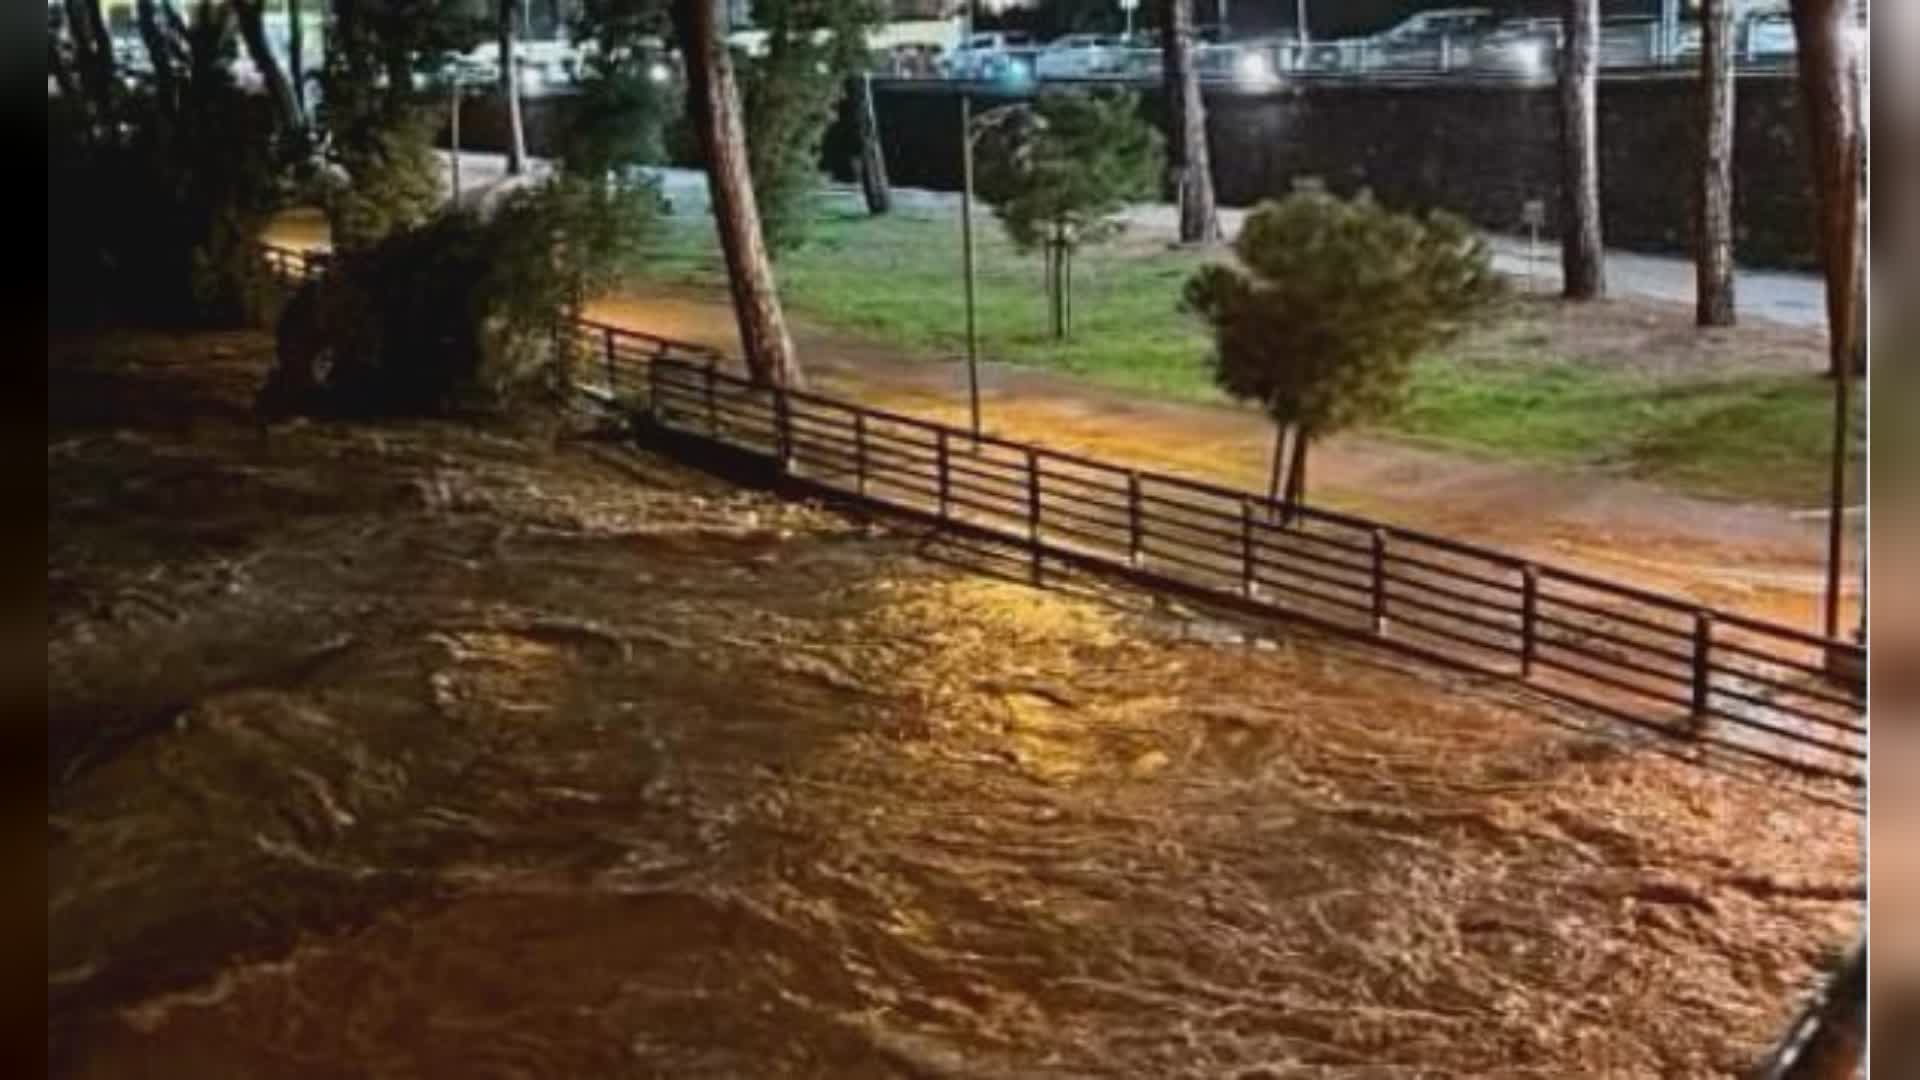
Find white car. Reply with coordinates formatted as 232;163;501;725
1034;33;1127;80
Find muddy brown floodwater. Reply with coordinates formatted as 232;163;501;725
49;332;1862;1077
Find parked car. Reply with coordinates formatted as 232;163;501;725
1472;15;1670;77
873;43;943;77
1310;7;1491;71
1034;33;1128;80
1195;39;1285;87
940;32;1035;80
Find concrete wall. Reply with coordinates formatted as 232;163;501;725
447;71;1817;268
826;74;1815;269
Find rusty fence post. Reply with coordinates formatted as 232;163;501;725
1127;472;1143;568
936;428;951;522
1027;448;1042;585
1241;497;1257;598
1520;565;1539;676
854;412;868;497
602;327;617;400
1371;529;1389;634
1691;611;1715;719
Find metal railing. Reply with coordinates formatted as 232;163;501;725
259;244;1865;798
624;350;1863;797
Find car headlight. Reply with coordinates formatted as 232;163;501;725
1512;40;1547;77
1234;51;1274;86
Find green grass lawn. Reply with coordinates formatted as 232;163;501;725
633;202;1858;507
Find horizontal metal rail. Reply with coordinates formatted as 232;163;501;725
629;353;1866;795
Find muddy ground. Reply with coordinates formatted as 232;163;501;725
49;332;1861;1076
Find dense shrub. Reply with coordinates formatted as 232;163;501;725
263;175;662;418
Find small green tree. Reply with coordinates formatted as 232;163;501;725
563;0;681;182
315;0;481;253
1183;192;1502;513
975;90;1161;339
739;0;883;253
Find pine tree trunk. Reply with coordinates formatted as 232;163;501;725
672;0;801;386
233;0;302;134
64;0;116;130
1284;434;1309;514
1559;0;1605;300
1790;0;1865;377
1062;246;1073;338
500;0;527;175
1266;422;1289;506
855;72;891;215
1161;0;1216;245
135;0;177;117
384;48;414;111
49;30;82;103
289;0;305;119
1695;0;1736;327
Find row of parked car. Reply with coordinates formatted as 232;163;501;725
930;5;1805;86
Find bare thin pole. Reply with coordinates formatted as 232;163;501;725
961;91;981;442
449;81;462;202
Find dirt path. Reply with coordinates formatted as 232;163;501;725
585;285;1858;631
262;200;1857;630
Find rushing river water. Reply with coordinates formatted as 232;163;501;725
49;334;1862;1076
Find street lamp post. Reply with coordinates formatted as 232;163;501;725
957;0;982;442
960;91;981;442
449;78;463;202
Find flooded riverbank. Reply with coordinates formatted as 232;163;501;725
49;331;1861;1076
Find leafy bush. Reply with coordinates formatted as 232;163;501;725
740;41;845;254
975;90;1160;337
315;71;446;255
559;1;681;182
1183;191;1502;506
737;0;882;253
264;175;662;418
